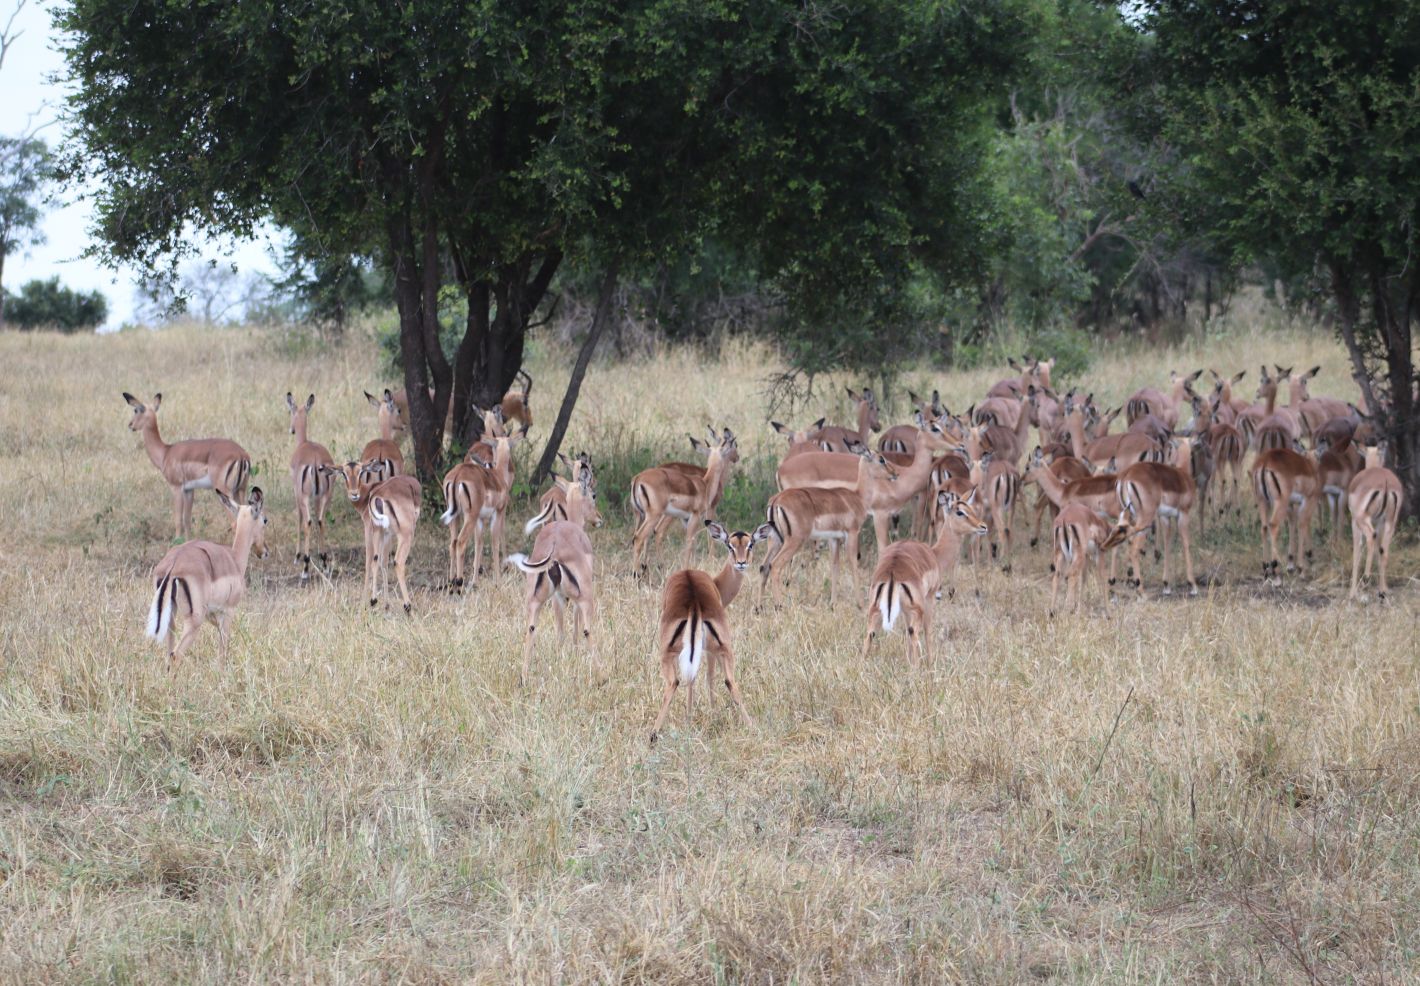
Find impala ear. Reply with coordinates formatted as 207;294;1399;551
771;421;790;436
914;411;925;429
285;392;297;413
1189;369;1203;382
216;491;238;516
1233;370;1246;383
688;434;706;454
704;519;729;544
908;390;920;405
248;487;265;514
306;394;315;410
751;522;776;545
964;487;978;504
1008;357;1020;370
1305;365;1320;379
845;386;856;398
123;392;143;409
151;393;162;411
811;417;826;431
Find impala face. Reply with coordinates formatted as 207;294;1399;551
707;520;775;572
123;392;161;431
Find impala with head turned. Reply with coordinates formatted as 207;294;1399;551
145;488;268;665
507;466;603;685
649;520;773;744
860;490;989;666
440;428;524;591
630;428;739;577
123;392;251;541
328;463;421;612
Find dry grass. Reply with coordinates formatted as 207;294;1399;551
1;314;1418;983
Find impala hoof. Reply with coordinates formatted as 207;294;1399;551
403;603;412;615
369;598;378;608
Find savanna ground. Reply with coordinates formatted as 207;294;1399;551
1;311;1418;984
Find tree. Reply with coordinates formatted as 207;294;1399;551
4;276;107;331
59;0;1029;481
1138;0;1420;515
0;135;51;330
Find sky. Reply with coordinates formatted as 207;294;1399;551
1;0;279;328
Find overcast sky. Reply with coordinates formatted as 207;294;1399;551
2;0;279;328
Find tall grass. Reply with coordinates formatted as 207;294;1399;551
0;314;1416;982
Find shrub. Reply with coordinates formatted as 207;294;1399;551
3;278;109;332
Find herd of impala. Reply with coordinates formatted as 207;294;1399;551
124;354;1406;741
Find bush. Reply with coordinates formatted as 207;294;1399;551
3;278;109;332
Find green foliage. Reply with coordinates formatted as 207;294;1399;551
2;277;108;332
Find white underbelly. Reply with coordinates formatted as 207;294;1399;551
665;506;693;520
479;506;497;521
182;475;214;492
811;529;849;542
1158;504;1179;518
1289;492;1306;505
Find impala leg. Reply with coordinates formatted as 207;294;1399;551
471;517;486;582
680;515;701;567
364;522;378;606
1377;516;1394;599
873;512;891;557
215;611;233;669
520;591;544;686
861;599;883;659
1178;510;1197;595
920;597;936;666
716;640;753;728
314;491;331;570
828;539;841;606
1050;549;1063;615
769;535;807;607
394;530;414;614
649;665;679;744
1349;516;1366;600
170;617;202;666
491;510;506;573
1298;495;1318;574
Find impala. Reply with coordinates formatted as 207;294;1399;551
1347;443;1404;601
879;391;943;455
1208;369;1250;424
122;392;252;540
811;387;882;450
329;463;421;612
500;369;534;433
1250;445;1319;582
361;389;405;481
649;520;773;744
967;452;1021;568
1126;370;1200;429
758;448;899;606
440;430;522;591
286;393;335;580
776;413;954;553
859;490;989;666
145;488;268;664
1100;438;1199;597
1197;393;1245;514
630;428;739;576
525;452;598;534
1025;452;1091;548
507;468;602;684
771;417;832;459
1254;365;1304;444
1063;401;1155;473
1049;502;1113;615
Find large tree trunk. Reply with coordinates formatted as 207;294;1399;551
531;259;620;490
451;248;563;447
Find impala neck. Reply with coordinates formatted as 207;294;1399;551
379;405;396;442
139;415;170;470
231;510;259;573
1262;383;1277;415
703;449;730;498
856;400;872;438
1031;462;1067;507
293;410;309;446
1064;410;1087;460
713;561;745;607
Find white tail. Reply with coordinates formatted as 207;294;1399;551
145;576;178;640
877;578;902;631
371;497;391;529
677;615;706;686
524;501;556;535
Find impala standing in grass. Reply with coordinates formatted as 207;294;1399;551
286;392;335;581
650;520;774;744
860;490;989;666
1347;443;1404;601
329;463;421;613
507;467;603;684
145;488;268;665
123;392;251;541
